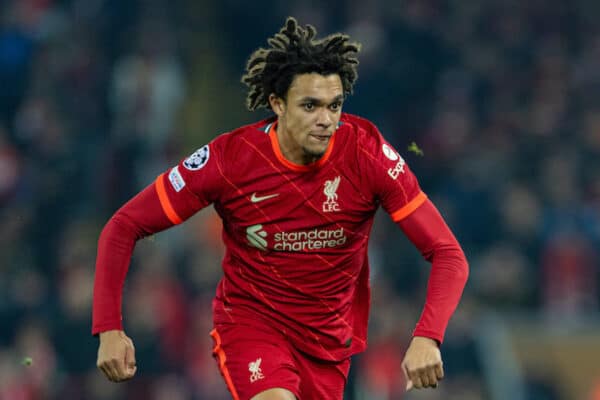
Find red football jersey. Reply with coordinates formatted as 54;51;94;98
154;113;427;361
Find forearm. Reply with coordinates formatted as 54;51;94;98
92;183;174;335
397;199;469;343
412;241;468;343
92;216;138;334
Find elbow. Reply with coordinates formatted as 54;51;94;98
114;211;148;240
99;212;144;246
434;241;470;284
458;248;469;285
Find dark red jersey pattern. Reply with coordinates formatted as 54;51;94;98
151;113;427;361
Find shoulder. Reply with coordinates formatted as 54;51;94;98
212;116;276;146
197;117;276;174
340;113;386;153
206;116;276;164
341;112;379;131
340;113;384;142
341;112;379;133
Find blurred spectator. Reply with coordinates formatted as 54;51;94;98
109;13;185;191
0;124;21;204
540;231;598;319
590;378;600;400
473;243;533;308
355;280;413;399
0;319;59;400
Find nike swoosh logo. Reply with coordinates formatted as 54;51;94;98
250;192;279;203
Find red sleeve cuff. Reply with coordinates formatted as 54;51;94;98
92;320;124;336
412;328;444;345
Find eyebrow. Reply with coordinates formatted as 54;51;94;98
299;95;344;105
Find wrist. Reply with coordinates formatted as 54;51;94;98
99;330;124;340
412;336;440;347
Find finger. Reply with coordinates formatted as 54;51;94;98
97;362;110;380
107;362;123;382
124;364;137;379
402;362;411;391
120;366;136;382
426;366;438;388
110;357;127;381
125;342;137;374
125;336;135;353
435;363;445;380
419;368;431;387
99;361;118;382
408;369;424;389
412;375;424;389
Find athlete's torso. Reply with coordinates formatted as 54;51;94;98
165;113;424;360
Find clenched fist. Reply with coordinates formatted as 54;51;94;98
402;336;444;390
97;330;137;382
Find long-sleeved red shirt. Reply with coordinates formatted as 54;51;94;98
93;113;468;361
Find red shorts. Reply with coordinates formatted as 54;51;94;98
210;323;350;400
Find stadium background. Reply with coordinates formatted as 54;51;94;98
1;0;599;399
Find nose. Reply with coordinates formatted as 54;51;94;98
316;108;333;129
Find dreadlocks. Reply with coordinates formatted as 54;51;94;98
241;17;361;111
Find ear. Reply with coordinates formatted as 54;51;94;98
269;94;286;117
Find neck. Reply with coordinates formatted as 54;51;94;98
275;122;315;165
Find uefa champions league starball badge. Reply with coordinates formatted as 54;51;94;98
183;145;210;171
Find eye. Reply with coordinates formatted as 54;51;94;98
303;102;315;111
329;102;342;111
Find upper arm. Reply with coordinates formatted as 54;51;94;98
397;199;463;260
357;122;427;222
154;140;227;225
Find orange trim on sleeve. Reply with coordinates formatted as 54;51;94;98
154;174;183;225
390;191;428;222
210;329;240;400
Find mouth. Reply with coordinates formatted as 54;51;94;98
309;133;332;142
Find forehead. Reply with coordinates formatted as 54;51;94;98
287;73;343;100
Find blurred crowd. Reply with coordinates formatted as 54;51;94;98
1;0;599;399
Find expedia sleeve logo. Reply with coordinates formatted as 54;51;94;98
387;157;405;180
381;143;405;180
183;145;210;171
382;143;399;161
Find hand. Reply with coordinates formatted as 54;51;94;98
97;330;137;382
402;336;444;391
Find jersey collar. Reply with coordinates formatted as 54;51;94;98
267;122;337;172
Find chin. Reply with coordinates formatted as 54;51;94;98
303;147;326;159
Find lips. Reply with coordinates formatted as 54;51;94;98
309;133;332;141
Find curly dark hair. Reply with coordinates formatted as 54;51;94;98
241;17;361;111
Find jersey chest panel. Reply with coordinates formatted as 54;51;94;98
215;156;376;253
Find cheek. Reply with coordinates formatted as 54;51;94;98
299;113;317;127
288;112;309;130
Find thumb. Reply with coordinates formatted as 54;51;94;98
125;342;136;372
402;363;413;391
